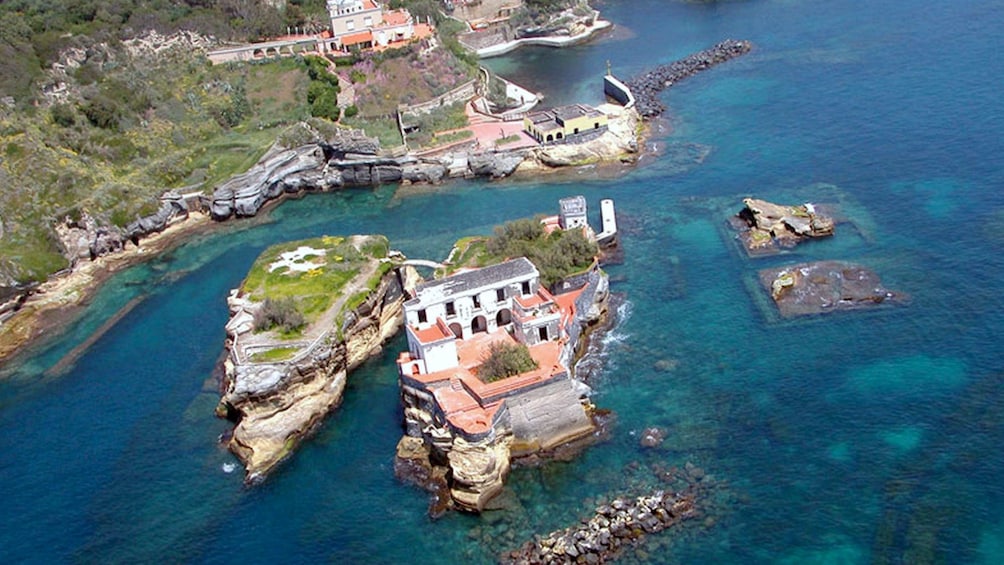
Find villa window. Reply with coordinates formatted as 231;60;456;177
445;301;456;317
364;16;373;26
496;288;506;302
417;309;427;323
521;281;531;295
594;122;600;129
472;294;481;309
347;20;355;30
538;327;549;341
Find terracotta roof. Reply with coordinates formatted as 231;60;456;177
514;289;553;309
382;9;411;26
341;30;374;46
411;318;454;344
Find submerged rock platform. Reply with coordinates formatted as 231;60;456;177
759;260;906;317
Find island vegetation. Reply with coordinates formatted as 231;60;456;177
449;217;598;288
239;234;390;339
477;341;538;383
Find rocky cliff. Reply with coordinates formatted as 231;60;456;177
218;262;420;483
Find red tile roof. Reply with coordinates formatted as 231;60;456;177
411;318;454;344
382;9;411;26
341;30;373;46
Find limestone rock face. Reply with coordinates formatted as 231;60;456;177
219;267;414;483
54;212;125;263
507;377;596;456
468;151;526;178
124;192;190;241
211;144;327;220
448;437;512;512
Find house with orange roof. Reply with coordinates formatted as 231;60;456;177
327;0;418;49
396;249;610;511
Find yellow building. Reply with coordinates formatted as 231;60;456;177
523;104;608;144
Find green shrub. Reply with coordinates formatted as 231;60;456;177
50;103;76;127
477;341;539;383
343;104;359;118
254;297;306;333
482;218;598;288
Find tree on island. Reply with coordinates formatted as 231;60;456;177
254;297;305;334
486;217;598;288
477;341;539;383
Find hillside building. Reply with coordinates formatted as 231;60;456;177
327;0;417;49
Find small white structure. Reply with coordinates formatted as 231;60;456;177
559;195;588;230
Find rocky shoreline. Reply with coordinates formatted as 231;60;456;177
627;39;753;118
0;36;752;368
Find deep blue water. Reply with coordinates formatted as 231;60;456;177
4;0;1004;562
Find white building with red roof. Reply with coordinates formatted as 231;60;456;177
327;0;417;49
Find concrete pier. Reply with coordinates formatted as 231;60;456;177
597;199;617;244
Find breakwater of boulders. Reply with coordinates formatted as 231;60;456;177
501;489;699;564
627;39;753;118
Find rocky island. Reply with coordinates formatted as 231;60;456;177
394;197;613;513
761;260;906;318
216;234;418;482
730;197;836;256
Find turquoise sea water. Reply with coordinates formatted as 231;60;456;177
4;0;1004;562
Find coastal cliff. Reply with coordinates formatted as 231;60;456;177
216;235;419;482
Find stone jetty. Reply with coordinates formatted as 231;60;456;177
501;490;699;564
627;39;753;118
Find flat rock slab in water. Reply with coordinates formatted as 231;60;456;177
760;261;905;317
730;198;836;256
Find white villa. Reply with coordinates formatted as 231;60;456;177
327;0;416;49
399;257;570;376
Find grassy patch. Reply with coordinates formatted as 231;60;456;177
241;235;388;325
495;134;521;146
402;101;470;148
250;346;300;363
341;115;403;148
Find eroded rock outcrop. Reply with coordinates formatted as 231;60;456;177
731;197;835;255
